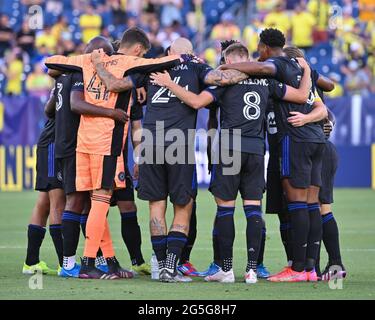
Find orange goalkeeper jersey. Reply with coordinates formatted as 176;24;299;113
45;53;181;156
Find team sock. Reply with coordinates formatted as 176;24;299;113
322;212;342;266
212;217;221;266
151;235;167;269
165;231;187;273
278;210;293;263
62;210;81;267
257;222;266;265
288;202;309;272
244;205;263;272
106;256;120;273
25;224;46;266
180;201;197;265
49;224;63;267
120;211;145;266
83;194;111;258
215;206;235;272
81;256;96;268
306;203;323;271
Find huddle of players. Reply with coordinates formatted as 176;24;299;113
23;26;345;283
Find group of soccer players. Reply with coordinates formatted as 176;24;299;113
22;25;346;284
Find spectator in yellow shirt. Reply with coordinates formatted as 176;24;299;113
26;62;53;98
291;2;316;50
4;50;23;96
35;25;57;54
325;73;344;98
264;2;290;37
308;0;330;43
210;12;241;42
243;18;262;56
79;5;102;44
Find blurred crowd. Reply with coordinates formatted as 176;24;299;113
0;0;374;99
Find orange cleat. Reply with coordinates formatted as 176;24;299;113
268;266;292;281
307;269;319;282
268;268;308;282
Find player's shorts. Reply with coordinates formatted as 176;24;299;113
280;136;325;189
76;152;126;192
111;166;134;206
137;146;197;205
319;140;338;204
209;151;265;201
35;144;63;192
57;155;77;195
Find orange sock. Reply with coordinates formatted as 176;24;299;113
100;220;115;258
83;193;111;258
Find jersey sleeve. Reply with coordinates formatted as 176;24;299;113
204;86;226;102
45;54;87;72
71;72;84;91
129;73;148;89
125;55;181;75
266;57;285;80
269;80;287;100
130;102;143;121
195;63;213;85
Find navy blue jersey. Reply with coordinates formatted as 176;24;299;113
131;62;212;146
37;118;55;148
54;72;84;158
206;77;286;155
268;56;325;143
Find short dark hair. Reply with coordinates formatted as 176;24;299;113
220;40;239;64
120;27;151;50
259;28;286;48
224;43;249;59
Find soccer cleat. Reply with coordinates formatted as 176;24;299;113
245;269;258;284
256;263;270;278
159;268;192;283
197;262;221;277
59;263;81;278
111;266;134;279
321;264;347;282
96;264;109;273
268;266;291;280
177;261;199;277
204;268;235;283
22;261;57;275
79;258;119;280
307;269;319;282
131;263;151;276
268;268;308;282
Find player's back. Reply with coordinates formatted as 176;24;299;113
136;62;212;145
267;56;325;143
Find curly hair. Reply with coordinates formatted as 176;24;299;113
259;28;286;48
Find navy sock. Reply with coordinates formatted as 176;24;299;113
166;231;187;273
49;224;63;267
120;211;144;266
288;202;309;272
257;222;266;265
322;212;342;266
180;201;197;264
151;235;167;269
62;211;81;257
80;214;88;237
278;210;293;263
244;205;263;272
306;203;322;271
25;224;46;266
215;206;235;271
212;217;221;265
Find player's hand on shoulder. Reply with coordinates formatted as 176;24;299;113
110;109;129;123
287;111;308;127
150;71;172;87
136;87;147;104
91;49;105;65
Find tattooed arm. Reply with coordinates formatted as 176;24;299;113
204;68;248;86
93;61;134;92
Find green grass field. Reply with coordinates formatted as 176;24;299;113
0;189;374;300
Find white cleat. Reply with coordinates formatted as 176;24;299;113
244;269;258;284
204;268;235;283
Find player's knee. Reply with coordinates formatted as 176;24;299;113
117;201;137;213
66;193;85;213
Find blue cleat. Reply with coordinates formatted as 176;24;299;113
97;264;109;273
59;263;81;278
256;263;270;279
197;262;221;277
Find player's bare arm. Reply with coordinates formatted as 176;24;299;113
44;92;56;118
288;100;328;127
70;91;129;123
150;71;214;109
317;74;335;92
219;61;277;77
204;68;248;86
282;57;312;104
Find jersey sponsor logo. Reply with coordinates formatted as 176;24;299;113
55;83;63;111
243;91;261;121
267;111;277;134
307;89;315;105
74;81;83;87
151;76;188;104
172;64;188;71
239;78;269;86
